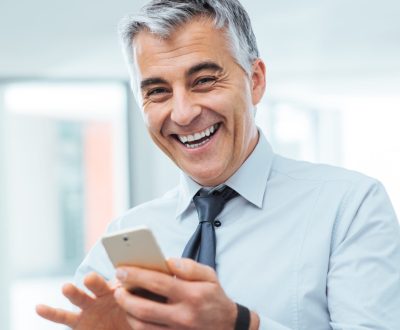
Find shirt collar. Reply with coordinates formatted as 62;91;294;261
175;130;274;217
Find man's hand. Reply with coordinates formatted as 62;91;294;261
36;272;131;329
114;258;260;330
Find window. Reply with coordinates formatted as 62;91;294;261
256;93;400;219
0;80;130;330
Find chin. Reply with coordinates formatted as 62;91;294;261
180;160;228;185
190;171;225;187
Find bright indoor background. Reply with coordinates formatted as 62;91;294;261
0;0;399;329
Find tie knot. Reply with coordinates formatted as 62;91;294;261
193;186;238;223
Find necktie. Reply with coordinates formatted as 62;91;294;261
182;186;238;269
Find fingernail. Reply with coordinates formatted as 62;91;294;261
116;268;127;280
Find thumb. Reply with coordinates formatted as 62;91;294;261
167;258;217;282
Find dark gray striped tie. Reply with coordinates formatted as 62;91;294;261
182;186;238;269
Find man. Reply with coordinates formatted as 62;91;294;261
37;0;400;329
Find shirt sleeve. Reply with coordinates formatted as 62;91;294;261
327;179;400;329
74;218;122;288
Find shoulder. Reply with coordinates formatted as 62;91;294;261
130;186;180;214
269;155;393;226
268;154;385;209
108;186;180;232
272;154;378;187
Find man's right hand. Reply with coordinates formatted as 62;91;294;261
36;272;132;329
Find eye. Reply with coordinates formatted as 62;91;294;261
147;87;168;97
193;76;217;89
145;87;170;102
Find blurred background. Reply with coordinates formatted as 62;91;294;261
0;0;399;329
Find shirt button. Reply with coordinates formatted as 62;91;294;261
213;220;222;227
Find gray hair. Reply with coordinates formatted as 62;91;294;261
118;0;259;96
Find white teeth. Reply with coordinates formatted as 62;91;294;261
179;135;188;143
186;139;209;149
177;123;219;145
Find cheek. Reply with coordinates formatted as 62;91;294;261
199;92;233;117
142;111;151;128
212;84;250;108
143;108;166;134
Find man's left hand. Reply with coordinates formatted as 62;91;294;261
114;258;259;329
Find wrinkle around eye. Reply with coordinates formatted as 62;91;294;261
192;76;218;92
144;88;172;103
147;87;169;96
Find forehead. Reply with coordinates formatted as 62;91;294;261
132;19;234;79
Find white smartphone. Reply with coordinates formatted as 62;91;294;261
101;226;170;274
101;226;170;302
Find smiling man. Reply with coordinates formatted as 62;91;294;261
135;19;262;187
37;0;400;329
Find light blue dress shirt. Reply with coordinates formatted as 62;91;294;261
76;132;400;329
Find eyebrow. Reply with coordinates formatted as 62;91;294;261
140;61;223;91
186;61;223;77
140;77;168;90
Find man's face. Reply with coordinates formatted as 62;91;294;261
133;19;266;186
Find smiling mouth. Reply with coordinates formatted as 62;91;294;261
175;123;220;149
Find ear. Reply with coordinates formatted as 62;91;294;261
250;59;266;105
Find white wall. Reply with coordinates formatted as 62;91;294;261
5;116;63;274
340;97;400;217
128;102;180;206
0;87;10;329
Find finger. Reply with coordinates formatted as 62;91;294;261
109;277;123;290
62;283;95;309
114;287;172;326
36;304;79;327
116;266;175;298
126;315;168;330
167;258;217;282
84;272;112;297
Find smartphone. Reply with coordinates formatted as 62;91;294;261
101;226;170;302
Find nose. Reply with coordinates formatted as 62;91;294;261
170;88;201;126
